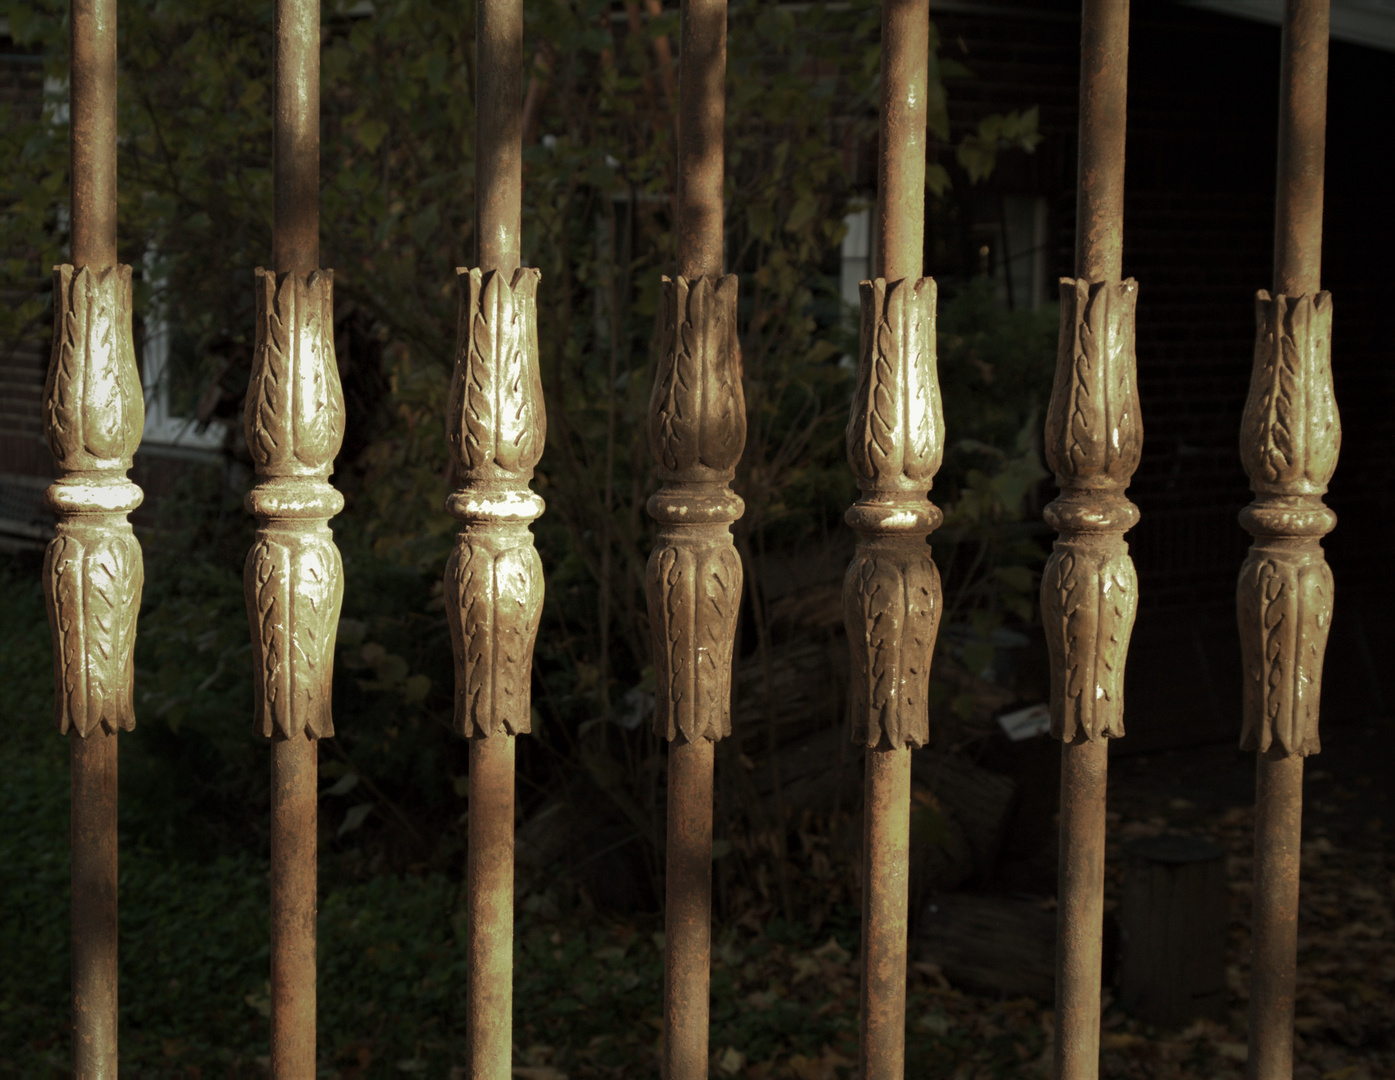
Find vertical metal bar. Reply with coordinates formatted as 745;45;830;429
49;2;141;1074
477;0;523;276
448;1;540;1076
646;2;739;1075
70;731;119;1078
1043;4;1137;1079
1272;0;1328;300
674;0;725;280
70;0;117;271
1241;5;1332;1078
273;0;320;276
246;2;341;1075
843;3;938;1077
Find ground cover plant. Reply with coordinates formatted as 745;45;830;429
4;568;1391;1078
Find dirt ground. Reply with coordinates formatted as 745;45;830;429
1076;716;1392;1079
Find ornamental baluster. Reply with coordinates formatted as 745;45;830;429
1242;4;1334;1078
453;1;542;1075
647;0;741;1075
244;0;339;1072
45;0;133;1071
1043;3;1138;1079
844;2;939;1076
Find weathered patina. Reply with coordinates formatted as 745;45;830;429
47;0;133;1073
450;0;543;1075
646;0;742;1074
1242;4;1334;1078
243;0;339;1073
842;1;941;1076
1043;3;1137;1079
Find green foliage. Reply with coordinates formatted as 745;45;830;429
1;569;1053;1075
955;107;1043;185
1;0;1053;935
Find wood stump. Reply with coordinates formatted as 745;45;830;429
918;893;1057;1000
1119;834;1228;1027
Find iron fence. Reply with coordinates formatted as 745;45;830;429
42;0;1335;1076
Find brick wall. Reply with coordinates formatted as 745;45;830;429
929;2;1395;743
0;31;50;481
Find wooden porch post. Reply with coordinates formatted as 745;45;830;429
447;0;543;1074
1043;3;1138;1079
1240;3;1334;1078
46;2;142;1074
843;2;941;1077
243;0;342;1074
646;0;741;1074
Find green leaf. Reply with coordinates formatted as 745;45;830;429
926;163;952;198
338;803;375;837
323;772;361;798
356;118;389;153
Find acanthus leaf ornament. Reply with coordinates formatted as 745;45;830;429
1045;278;1142;485
1237;291;1337;758
1041;278;1141;744
244;268;346;740
446;267;546;739
646;274;745;744
43;264;146;737
843;277;944;750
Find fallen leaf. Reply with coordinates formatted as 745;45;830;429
714;1046;745;1076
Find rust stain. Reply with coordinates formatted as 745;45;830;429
843;2;940;1077
1243;5;1333;1077
50;2;130;1074
647;1;739;1075
452;1;537;1076
245;1;336;1074
1044;4;1135;1079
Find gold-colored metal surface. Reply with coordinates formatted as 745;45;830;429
246;1;337;1073
844;275;943;754
246;269;346;743
647;270;743;1075
844;2;939;1075
1045;3;1135;1078
648;273;744;747
647;1;738;1073
445;267;545;740
1238;292;1336;761
453;0;537;1074
45;264;146;740
647;273;747;1071
245;274;343;1076
1243;7;1333;1076
1041;278;1140;747
50;3;134;1072
448;264;544;1079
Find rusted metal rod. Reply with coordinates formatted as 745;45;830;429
269;736;319;1075
466;736;517;1078
49;2;140;1075
645;1;741;1076
246;1;341;1075
448;0;542;1076
843;2;939;1078
70;0;117;271
1044;4;1137;1079
1241;5;1333;1079
273;0;320;276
